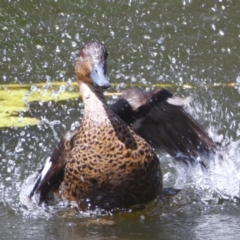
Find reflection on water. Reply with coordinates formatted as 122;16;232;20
1;0;240;239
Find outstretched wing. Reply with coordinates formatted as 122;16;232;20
110;88;218;164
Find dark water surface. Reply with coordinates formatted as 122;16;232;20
1;0;240;239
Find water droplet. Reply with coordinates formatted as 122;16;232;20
56;46;60;53
71;121;80;131
15;141;23;153
71;41;77;48
59;85;66;93
160;45;166;51
43;61;48;68
211;24;216;31
236;76;240;83
31;85;37;92
36;45;42;50
143;35;150;39
110;30;115;36
157;37;164;44
219;30;224;36
151;52;157;57
75;33;80;41
171;57;176;64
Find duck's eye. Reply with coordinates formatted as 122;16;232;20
80;50;86;58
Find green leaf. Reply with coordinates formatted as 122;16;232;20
0;112;40;128
0;82;79;128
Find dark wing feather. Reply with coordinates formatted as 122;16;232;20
110;88;218;164
29;130;77;202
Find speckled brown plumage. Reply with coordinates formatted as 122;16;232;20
31;41;162;211
61;108;162;210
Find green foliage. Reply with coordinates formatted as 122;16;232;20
0;82;79;128
2;80;234;128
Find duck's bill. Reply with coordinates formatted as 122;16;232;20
90;63;111;89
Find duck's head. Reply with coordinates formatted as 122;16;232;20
75;41;110;89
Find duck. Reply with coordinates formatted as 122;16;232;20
29;41;217;211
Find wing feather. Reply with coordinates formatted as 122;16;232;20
111;88;218;164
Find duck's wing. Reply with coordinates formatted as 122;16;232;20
110;88;218;164
29;131;77;202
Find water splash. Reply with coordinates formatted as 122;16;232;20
164;139;240;206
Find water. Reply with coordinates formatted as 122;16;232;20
1;0;240;239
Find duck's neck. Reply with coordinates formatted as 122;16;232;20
79;81;137;150
79;82;109;125
79;81;106;103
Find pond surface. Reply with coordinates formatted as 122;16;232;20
1;0;240;239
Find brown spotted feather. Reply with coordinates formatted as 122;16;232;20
31;42;162;211
61;91;162;210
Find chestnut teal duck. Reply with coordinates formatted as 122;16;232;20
29;41;217;211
